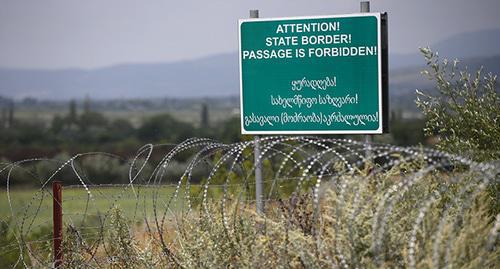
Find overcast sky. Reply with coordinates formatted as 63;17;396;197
1;0;499;69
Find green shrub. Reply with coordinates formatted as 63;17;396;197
416;48;500;217
416;47;500;162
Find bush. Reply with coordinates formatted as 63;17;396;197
36;159;495;268
171;165;499;268
416;48;500;161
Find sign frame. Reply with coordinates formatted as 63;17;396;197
238;12;389;135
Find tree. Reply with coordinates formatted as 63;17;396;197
78;111;108;131
217;117;243;143
200;103;209;129
137;113;194;143
108;119;135;140
1;108;6;128
51;115;66;133
416;48;500;161
83;95;91;113
7;100;14;128
68;99;77;124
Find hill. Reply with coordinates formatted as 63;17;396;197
0;28;499;111
391;28;500;68
390;54;500;113
0;53;239;100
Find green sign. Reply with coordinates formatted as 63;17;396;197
239;13;388;134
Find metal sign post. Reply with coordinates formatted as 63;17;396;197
361;1;373;160
250;9;264;215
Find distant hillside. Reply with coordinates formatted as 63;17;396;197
0;28;499;107
391;28;500;68
0;53;239;100
390;54;500;112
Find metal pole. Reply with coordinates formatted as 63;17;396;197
249;9;259;20
360;1;370;13
53;181;63;268
361;1;373;161
250;9;263;215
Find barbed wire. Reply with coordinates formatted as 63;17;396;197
0;136;498;268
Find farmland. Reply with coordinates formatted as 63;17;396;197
1;186;182;228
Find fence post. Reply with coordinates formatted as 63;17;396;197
53;181;63;268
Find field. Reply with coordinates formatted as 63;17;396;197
12;98;239;128
0;186;201;231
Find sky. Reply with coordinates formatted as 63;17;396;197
1;0;499;69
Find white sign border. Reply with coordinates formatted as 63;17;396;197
238;12;384;135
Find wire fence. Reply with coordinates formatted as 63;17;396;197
0;136;499;268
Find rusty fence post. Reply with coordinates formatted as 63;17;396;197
53;181;63;268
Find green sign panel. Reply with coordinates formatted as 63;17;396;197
239;13;388;134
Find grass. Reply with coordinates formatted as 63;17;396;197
0;186;192;231
31;169;495;269
0;155;497;268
